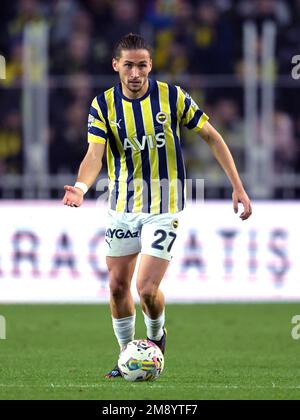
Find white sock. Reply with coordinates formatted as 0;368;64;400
143;310;165;341
112;313;136;349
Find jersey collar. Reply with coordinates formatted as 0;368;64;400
116;78;154;102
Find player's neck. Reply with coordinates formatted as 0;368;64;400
121;79;149;100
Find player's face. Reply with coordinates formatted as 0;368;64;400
112;49;152;98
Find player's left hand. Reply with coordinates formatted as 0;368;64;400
232;189;252;221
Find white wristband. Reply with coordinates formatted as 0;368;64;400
74;182;88;195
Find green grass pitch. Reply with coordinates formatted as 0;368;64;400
0;303;300;400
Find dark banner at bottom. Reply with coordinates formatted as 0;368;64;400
2;400;201;416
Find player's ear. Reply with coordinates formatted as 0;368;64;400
112;58;119;72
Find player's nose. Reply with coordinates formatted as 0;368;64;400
131;66;139;78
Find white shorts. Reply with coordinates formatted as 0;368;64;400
105;210;181;261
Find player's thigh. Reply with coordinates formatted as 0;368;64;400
136;254;169;295
106;254;139;292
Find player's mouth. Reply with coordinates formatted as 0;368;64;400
129;80;141;85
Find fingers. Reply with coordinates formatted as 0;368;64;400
62;195;68;205
233;195;239;214
232;191;252;220
62;193;80;207
239;200;252;220
64;199;79;207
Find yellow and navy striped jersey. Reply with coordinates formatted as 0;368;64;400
88;79;209;214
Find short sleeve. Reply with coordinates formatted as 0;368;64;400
178;87;209;133
87;97;107;144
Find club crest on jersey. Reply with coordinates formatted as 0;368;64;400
156;112;168;125
172;219;179;229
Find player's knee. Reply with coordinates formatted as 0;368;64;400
137;284;157;307
109;280;130;301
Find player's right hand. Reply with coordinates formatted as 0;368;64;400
62;185;84;207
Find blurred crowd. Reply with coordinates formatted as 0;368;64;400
0;0;300;198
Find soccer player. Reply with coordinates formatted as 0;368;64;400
62;33;252;378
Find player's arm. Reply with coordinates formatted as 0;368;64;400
198;121;252;220
62;142;105;207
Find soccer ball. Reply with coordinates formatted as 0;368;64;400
118;339;164;382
